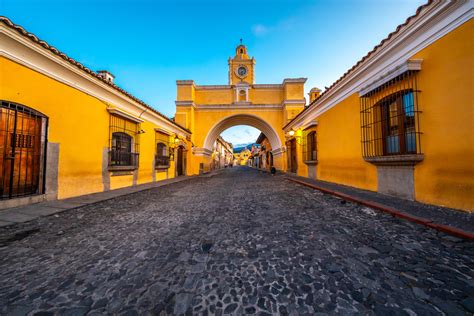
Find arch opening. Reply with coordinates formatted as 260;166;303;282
203;114;282;154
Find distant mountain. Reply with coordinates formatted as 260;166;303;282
233;142;253;149
233;143;260;153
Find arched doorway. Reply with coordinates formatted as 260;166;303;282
0;101;48;199
176;145;185;176
192;114;285;173
203;114;282;153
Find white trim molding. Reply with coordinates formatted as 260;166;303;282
107;108;144;123
252;84;283;89
359;59;423;96
272;147;285;156
282;99;306;106
195;103;283;111
283;78;307;84
176;80;195;86
195;84;232;90
175;101;195;108
301;121;318;130
192;147;212;157
155;128;172;135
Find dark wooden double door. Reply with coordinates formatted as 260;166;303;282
0;101;46;199
287;139;297;173
176;146;185;176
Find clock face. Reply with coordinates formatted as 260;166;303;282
237;66;248;77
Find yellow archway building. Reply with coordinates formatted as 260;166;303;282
174;44;306;174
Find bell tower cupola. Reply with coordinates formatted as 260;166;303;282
228;39;255;85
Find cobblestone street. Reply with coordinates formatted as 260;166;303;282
1;167;473;315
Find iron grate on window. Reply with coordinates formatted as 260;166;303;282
109;114;140;167
302;130;317;162
155;131;170;168
360;70;422;158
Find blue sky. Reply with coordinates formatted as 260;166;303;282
2;0;425;145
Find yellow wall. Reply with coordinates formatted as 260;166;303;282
0;57;183;200
284;83;305;100
292;20;473;211
195;89;233;104
315;93;378;191
177;84;194;101
411;19;473;210
250;89;283;104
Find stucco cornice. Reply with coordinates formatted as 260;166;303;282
195;84;232;90
194;103;283;110
252;84;283;89
192;147;212;157
282;78;307;84
282;99;306;107
359;59;423;96
176;80;195;86
175;101;196;108
107;108;144;123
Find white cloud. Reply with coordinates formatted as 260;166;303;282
252;24;269;36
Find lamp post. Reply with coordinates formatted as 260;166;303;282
287;129;303;144
169;135;181;161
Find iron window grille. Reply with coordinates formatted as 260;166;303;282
109;114;139;168
0;101;48;199
360;70;422;159
155;131;170;168
302;130;317;162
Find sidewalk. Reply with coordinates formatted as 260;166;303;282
285;174;474;240
0;175;195;228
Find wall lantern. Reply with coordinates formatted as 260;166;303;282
288;130;295;136
174;135;180;145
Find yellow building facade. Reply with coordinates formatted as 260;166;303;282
0;17;191;208
284;1;473;211
0;1;471;213
174;44;306;175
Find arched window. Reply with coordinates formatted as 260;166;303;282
238;89;247;102
111;132;133;166
157;142;167;157
108;114;140;168
240;48;244;54
156;142;170;168
155;131;171;169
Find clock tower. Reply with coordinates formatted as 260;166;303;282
228;43;255;85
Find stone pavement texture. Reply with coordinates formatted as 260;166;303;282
0;167;473;315
285;173;474;235
0;175;193;228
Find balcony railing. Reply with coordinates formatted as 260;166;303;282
155;155;170;169
108;150;139;169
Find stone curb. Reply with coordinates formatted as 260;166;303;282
287;178;474;241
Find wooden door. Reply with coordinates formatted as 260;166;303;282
177;146;184;176
0;102;45;199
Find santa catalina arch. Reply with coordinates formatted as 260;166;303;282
174;44;306;174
